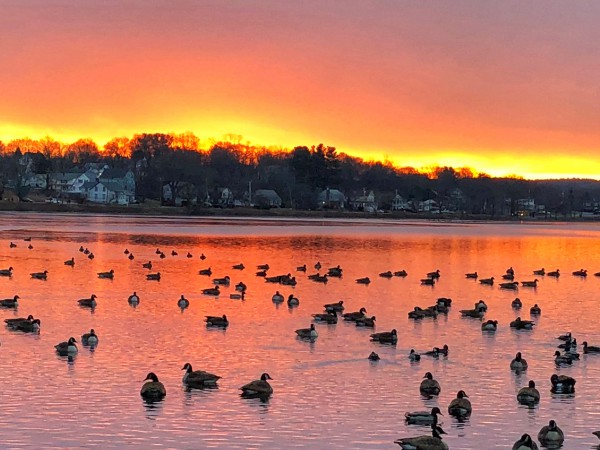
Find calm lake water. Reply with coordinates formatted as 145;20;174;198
1;213;600;449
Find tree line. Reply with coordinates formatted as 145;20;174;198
0;133;599;217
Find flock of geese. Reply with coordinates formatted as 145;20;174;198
4;239;600;449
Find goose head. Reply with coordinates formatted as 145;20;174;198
68;337;77;345
144;372;159;382
456;390;468;399
260;373;273;381
181;363;193;372
528;380;536;388
423;372;434;380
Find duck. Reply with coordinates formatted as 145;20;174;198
84;248;90;254
181;362;221;388
409;349;421;361
79;246;85;252
343;307;367;321
124;249;130;254
77;294;97;308
510;317;534;330
55;337;78;356
517;380;540;404
205;314;229;328
379;271;393;278
271;291;284;303
420;278;435;286
547;269;560;277
30;270;48;280
0;266;13;276
159;252;166;259
178;295;190;309
499;281;519;290
142;261;153;269
554;350;573;365
512;297;523;308
213;276;231;286
572;269;587;276
420;372;441;396
199;253;206;260
287;294;299;307
479;276;494;285
0;295;19;308
550;374;576;393
355;316;376;327
97;269;114;279
296;264;307;272
448;390;471;417
355;277;371;285
583;341;600;354
171;250;178;256
240;373;273;398
146;272;161;281
510;352;528;371
370;329;397;344
465;271;478;279
81;329;99;346
186;252;192;258
533;268;545;276
324;301;344;312
128;292;140;306
394;270;408;277
4;314;34;327
427;269;441;279
295;323;318;339
140;372;166;400
14;318;41;333
512;433;539;450
232;263;245;270
395;424;448;450
312;310;338;324
368;352;380;361
198;267;212;276
64;258;75;266
481;319;498;331
155;248;161;254
235;282;247;292
9;242;16;248
521;279;538;288
537;420;564;447
202;286;220;296
530;304;541;315
405;406;443;425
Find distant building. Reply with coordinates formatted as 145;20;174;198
317;188;346;209
254;189;282;208
350;190;377;213
22;174;47;190
391;193;411;211
163;182;198;207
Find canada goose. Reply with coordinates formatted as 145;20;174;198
30;270;48;280
583;341;600;354
202;286;220;296
510;317;534;330
84;248;90;254
512;298;522;308
394;270;408;277
140;372;166;400
79;246;85;252
460;306;486;318
295;323;318;339
379;271;393;278
502;273;515;281
296;264;307;272
271;291;284;303
178;295;189;309
55;337;78;356
479;277;494;285
328;266;343;277
530;304;541;315
409;349;421;361
437;297;452;307
368;352;380;361
205;314;229;328
229;292;245;300
198;267;212;276
128;292;140;305
158;252;165;259
310;274;328;283
77;294;97;308
82;329;98;346
533;268;545;276
408;307;427;320
420;372;441;396
448;390;471;417
232;263;245;270
475;300;488;311
324;301;344;312
281;276;297;286
314;262;321;270
550;374;576;393
14;318;41;333
0;266;13;276
572;269;587;277
171;250;178;256
264;274;280;282
27;244;33;249
370;329;398;344
124;249;130;254
128;253;134;260
395;424;448;450
240;373;273;397
0;295;19;308
9;242;16;248
554;350;574;365
312;310;338;324
405;406;443;425
510;352;528;371
593;430;600;440
287;295;299;307
181;362;221;388
517;380;540;405
256;264;269;270
64;258;75;266
421;278;435;286
547;269;560;277
186;252;192;258
427;269;441;279
4;314;34;327
155;248;161;254
424;345;449;357
355;316;376;327
213;276;230;286
142;261;153;269
557;332;571;341
500;281;519;290
506;267;515;275
464;271;478;279
199;253;206;260
343;307;367;321
88;253;94;260
146;272;161;281
235;282;247;292
537;420;564;447
521;279;538;288
512;433;539;450
97;269;114;279
430;303;448;315
356;277;371;284
481;320;498;331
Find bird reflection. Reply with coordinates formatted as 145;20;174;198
143;398;164;420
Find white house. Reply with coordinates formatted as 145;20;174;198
391;193;411;211
22;174;47;189
350;190;377;213
66;170;97;196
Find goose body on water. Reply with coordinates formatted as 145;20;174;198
409;349;421;361
202;286;220;296
140;372;166;400
240;373;273;397
395;425;448;450
530;304;541;315
510;317;534;330
538;420;564;447
500;281;519;290
510;352;528;371
554;351;573;365
521;279;538;288
405;406;443;425
142;261;153;269
272;291;284;303
287;295;299;307
64;258;75;266
0;295;19;308
573;269;587;277
178;295;190;309
97;269;114;279
355;316;376;327
533;268;545;275
82;329;98;346
465;271;478;279
198;268;212;276
295;323;318;339
370;329;397;344
479;276;494;285
146;272;161;281
512;434;539;450
460;305;485;318
481;320;498;331
30;270;48;280
551;374;576;393
77;294;97;308
368;352;380;361
547;269;560;277
343;307;367;321
0;267;13;276
420;372;441;396
181;362;221;388
517;380;540;404
312;311;338;324
15;318;41;333
583;341;600;354
512;298;523;308
205;314;228;328
324;301;344;312
55;337;78;356
448;390;471;417
394;270;408;277
128;292;140;306
356;277;371;285
213;276;230;286
232;263;245;270
5;314;34;327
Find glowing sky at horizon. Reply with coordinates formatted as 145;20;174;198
1;1;600;179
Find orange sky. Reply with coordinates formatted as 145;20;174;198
1;1;600;179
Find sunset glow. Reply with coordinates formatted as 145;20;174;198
2;1;599;179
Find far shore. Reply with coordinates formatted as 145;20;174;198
0;200;598;223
